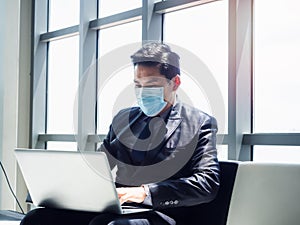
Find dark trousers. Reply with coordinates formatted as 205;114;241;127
20;208;174;225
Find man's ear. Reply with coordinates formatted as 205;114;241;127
172;75;181;91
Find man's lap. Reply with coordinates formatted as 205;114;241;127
20;208;172;225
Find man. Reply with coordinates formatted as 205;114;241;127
21;42;220;225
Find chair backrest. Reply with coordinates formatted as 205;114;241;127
194;160;239;225
226;162;300;225
172;160;239;225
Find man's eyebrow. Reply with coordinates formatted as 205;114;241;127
134;78;162;84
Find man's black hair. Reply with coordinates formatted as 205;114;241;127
130;42;180;80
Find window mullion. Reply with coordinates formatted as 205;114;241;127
77;0;98;151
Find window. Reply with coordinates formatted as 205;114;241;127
253;146;300;163
254;0;300;133
217;145;228;161
164;0;228;135
99;0;141;18
47;36;79;135
97;21;142;134
49;0;80;31
32;0;300;162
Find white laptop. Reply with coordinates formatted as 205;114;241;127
14;148;150;214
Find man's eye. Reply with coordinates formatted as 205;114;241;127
146;85;162;88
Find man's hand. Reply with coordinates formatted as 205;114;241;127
117;187;147;205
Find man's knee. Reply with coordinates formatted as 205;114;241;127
107;218;150;225
20;208;45;225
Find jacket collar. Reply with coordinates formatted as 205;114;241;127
164;99;183;140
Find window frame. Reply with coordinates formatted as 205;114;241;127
31;0;300;161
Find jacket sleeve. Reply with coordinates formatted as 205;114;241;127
147;116;220;209
98;124;118;169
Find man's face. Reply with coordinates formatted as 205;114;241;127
133;64;176;105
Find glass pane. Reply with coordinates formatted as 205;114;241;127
49;0;80;31
98;21;142;57
47;36;79;134
99;0;141;18
164;0;228;135
253;146;300;163
254;0;300;132
47;141;77;151
97;21;142;134
217;145;228;161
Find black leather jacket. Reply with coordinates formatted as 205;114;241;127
100;100;220;213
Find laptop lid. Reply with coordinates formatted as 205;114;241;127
14;148;122;214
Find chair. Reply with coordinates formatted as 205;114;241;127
165;161;239;225
226;162;300;225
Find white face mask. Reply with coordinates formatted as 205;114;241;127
135;87;167;117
